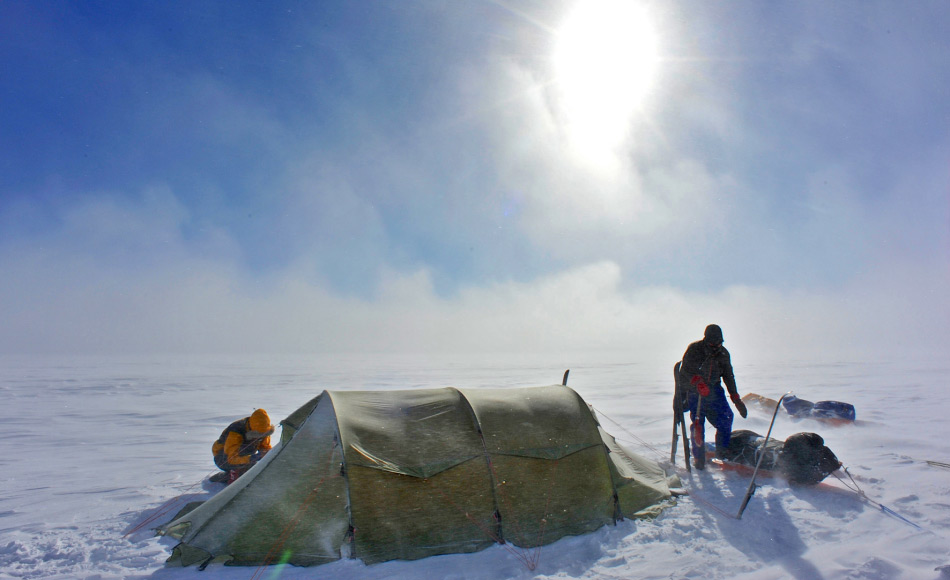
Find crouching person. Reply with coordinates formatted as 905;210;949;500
211;408;274;484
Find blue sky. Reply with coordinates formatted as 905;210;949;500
1;1;947;358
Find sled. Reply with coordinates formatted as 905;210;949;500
706;429;841;487
782;395;856;425
742;393;856;425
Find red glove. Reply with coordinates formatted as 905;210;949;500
690;375;710;397
731;393;748;418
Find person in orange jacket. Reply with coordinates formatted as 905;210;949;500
211;408;274;483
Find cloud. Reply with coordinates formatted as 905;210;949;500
1;188;945;360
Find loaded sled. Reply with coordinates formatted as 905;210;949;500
713;429;842;485
742;393;856;425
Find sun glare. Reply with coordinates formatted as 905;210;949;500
554;0;659;160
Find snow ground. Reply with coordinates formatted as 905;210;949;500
2;353;948;580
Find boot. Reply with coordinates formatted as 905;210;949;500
227;468;250;484
209;470;229;483
693;451;706;470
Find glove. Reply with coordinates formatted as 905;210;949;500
690;375;710;397
731;393;748;418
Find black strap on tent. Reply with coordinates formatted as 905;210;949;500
422;452;563;571
424;459;560;571
568;387;626;526
531;457;561;567
454;391;506;544
423;478;545;567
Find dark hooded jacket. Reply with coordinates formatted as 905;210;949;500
678;339;738;399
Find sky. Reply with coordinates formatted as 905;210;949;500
1;0;948;359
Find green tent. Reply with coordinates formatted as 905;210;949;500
161;385;678;568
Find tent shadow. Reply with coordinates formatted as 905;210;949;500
121;479;222;541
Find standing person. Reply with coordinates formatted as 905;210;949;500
677;324;747;469
210;408;275;484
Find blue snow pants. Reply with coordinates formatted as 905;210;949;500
687;389;734;458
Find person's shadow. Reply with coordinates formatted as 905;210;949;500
688;470;825;580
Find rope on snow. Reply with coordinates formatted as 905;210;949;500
123;472;218;538
832;467;925;532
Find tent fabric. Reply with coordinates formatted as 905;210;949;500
160;385;677;568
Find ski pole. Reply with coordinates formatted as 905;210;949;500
736;392;791;519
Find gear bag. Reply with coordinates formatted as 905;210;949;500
718;429;841;485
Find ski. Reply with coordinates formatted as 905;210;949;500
671;363;691;471
736;391;791;519
670;415;678;465
671;410;692;471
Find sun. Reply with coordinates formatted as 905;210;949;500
553;0;659;160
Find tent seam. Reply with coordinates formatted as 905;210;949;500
326;391;357;561
453;387;505;546
561;385;623;523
